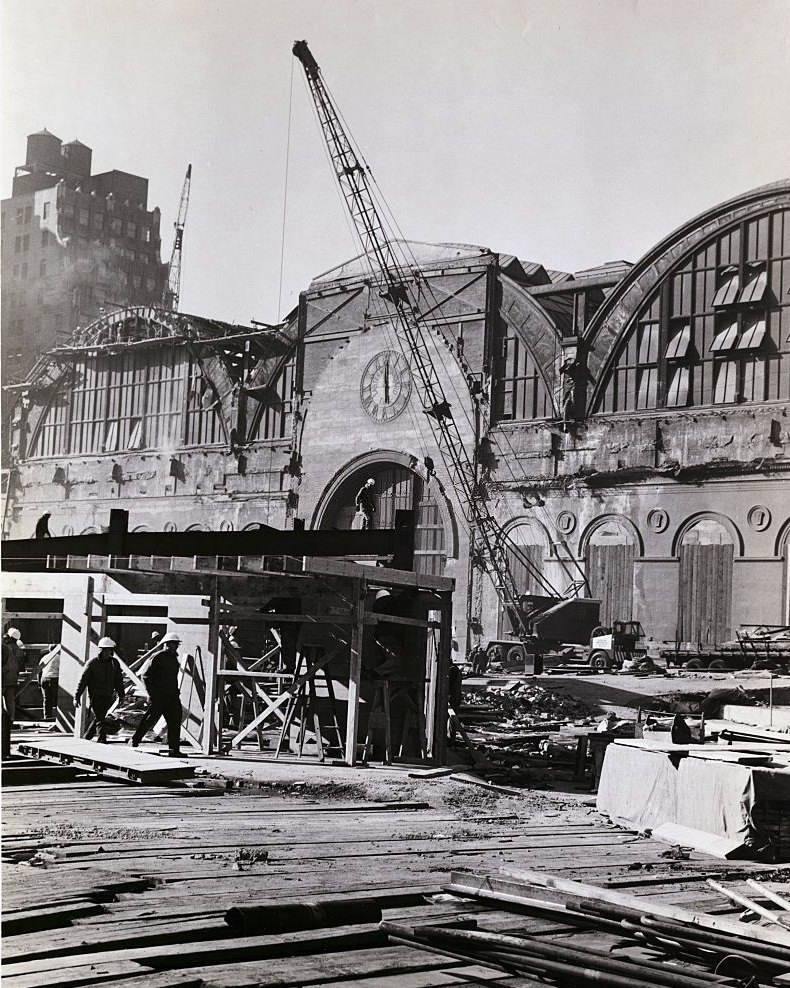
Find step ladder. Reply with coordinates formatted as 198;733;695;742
274;653;345;762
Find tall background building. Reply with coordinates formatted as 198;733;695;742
1;129;168;384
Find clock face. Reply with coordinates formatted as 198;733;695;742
360;350;412;422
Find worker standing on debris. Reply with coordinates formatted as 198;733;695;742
34;512;52;538
129;632;183;756
37;643;61;720
75;637;125;743
2;627;25;757
354;477;376;530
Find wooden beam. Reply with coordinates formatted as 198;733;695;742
3;526;399;570
344;579;366;767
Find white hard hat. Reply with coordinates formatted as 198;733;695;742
161;632;182;644
6;627;22;641
98;636;116;649
366;477;375;485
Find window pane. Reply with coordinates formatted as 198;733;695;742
739;266;767;304
712;269;739;306
713;361;738;404
636;367;657;409
666;366;690;407
710;319;739;352
638;323;659;364
738;316;766;351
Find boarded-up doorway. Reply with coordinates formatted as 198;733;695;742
585;519;636;627
677;520;734;645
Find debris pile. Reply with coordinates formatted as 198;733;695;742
451;681;611;789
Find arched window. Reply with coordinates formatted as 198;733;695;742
246;357;296;442
499;520;549;635
492;327;553;421
595;208;790;413
320;463;447;577
28;347;224;457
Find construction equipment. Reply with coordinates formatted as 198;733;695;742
292;40;599;650
162;163;192;311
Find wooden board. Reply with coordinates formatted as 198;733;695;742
15;738;195;783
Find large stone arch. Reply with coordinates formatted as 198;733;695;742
312;450;458;576
496;274;564;419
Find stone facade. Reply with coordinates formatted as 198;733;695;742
5;183;790;654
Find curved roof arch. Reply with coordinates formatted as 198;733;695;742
584;180;790;408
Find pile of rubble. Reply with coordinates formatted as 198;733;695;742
452;681;610;789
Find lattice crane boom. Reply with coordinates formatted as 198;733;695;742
163;163;192;312
293;40;541;636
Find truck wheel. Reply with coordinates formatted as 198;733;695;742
708;659;727;670
590;650;612;672
684;658;703;670
507;645;525;666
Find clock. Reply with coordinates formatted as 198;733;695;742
359;349;412;422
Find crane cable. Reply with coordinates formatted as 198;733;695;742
278;57;296;323
295;55;562;599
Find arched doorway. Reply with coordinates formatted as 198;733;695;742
584;517;638;627
676;517;735;645
320;463;447;577
498;519;549;636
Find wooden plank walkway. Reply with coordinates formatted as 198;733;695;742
14;736;195;784
2;762;786;987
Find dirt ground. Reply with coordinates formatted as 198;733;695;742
181;667;789;821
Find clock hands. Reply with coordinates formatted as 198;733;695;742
384;358;390;404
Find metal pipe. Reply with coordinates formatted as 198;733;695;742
746;879;790;912
706;878;790;929
414;924;733;988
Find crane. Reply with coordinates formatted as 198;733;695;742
292;40;572;642
162;163;192;311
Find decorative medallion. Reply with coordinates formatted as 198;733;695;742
556;510;577;535
747;505;771;532
646;508;669;534
164;521;177;532
360;350;412;422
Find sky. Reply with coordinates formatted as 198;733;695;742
2;0;789;326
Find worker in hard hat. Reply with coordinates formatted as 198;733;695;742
354;477;376;530
129;632;183;756
75;637;125;743
37;643;61;720
2;627;25;757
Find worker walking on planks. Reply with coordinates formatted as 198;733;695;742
129;632;183;756
75;637;125;743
